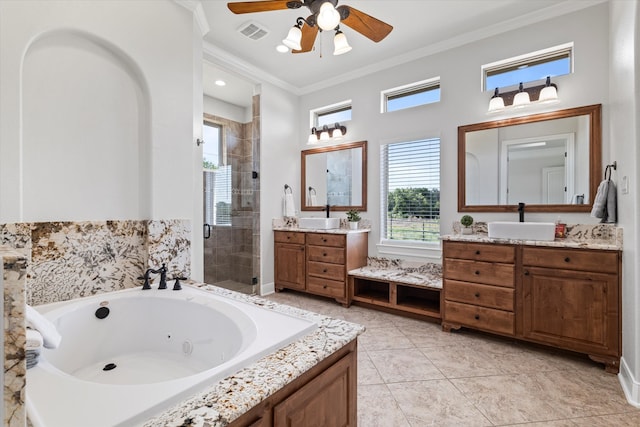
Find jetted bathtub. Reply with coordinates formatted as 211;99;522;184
26;285;317;427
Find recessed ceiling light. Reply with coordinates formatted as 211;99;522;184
276;44;289;53
215;80;226;86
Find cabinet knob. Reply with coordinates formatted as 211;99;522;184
475;250;480;255
323;269;327;273
524;270;530;276
323;252;327;257
300;247;304;251
564;257;571;263
474;270;480;275
474;292;480;298
323;284;328;289
474;314;480;320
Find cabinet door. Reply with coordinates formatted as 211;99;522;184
273;351;356;427
522;266;619;356
275;243;306;290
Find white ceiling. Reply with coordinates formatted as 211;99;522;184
199;0;605;108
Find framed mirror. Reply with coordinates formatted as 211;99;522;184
458;104;601;212
301;141;367;212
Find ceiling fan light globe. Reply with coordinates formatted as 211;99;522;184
317;2;341;31
282;26;302;50
333;31;352;55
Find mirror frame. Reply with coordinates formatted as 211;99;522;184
301;140;367;212
458;104;602;213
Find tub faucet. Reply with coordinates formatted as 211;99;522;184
324;204;330;218
518;202;525;223
139;263;168;290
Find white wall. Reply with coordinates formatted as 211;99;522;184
0;0;197;225
203;95;251;123
298;4;610;259
259;83;300;293
609;0;640;408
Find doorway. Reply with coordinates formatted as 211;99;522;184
202;107;259;295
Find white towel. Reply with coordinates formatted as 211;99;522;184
26;305;61;349
283;193;296;217
26;328;44;350
309;194;318;206
604;180;617;223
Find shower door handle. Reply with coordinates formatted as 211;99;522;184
203;223;212;239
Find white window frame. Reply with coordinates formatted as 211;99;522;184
380;76;441;113
377;136;442;262
481;42;574;92
309;100;352;128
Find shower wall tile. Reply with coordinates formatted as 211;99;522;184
2;248;27;427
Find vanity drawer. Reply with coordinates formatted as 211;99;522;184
307;245;345;264
308;261;345;281
274;231;305;245
307;276;345;299
522;247;618;274
444;241;515;263
306;233;345;248
445;301;514;336
445;280;514;311
444;259;514;287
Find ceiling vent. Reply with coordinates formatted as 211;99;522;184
237;21;269;41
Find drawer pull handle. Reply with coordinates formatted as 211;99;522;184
474;292;480;298
564;257;571;263
474;270;480;275
474;314;480;320
475;250;480;255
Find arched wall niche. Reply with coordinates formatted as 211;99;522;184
21;29;151;222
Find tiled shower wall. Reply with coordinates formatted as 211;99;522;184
203;94;260;287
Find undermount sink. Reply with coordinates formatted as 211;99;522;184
488;221;556;241
298;217;341;230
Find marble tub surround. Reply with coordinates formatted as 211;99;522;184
0;219;191;305
2;247;27;427
349;257;443;289
447;221;622;251
273;216;371;231
142;282;365;427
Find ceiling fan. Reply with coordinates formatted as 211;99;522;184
227;0;393;55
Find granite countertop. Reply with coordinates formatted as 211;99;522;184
273;226;370;234
142;283;365;427
349;262;442;289
441;234;621;251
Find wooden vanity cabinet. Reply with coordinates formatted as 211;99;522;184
275;231;368;305
442;240;622;373
442;241;516;336
230;340;357;427
521;246;621;373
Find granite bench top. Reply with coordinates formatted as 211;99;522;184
348;257;442;290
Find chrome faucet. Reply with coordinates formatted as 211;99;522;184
139;263;168;290
518;202;525;223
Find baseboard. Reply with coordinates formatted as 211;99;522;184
260;281;275;296
619;356;640;408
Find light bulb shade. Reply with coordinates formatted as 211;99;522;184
488;96;505;112
539;85;558;102
332;127;343;138
333;31;352;55
282;25;302;50
319;126;331;141
317;2;341;31
513;91;530;107
308;134;318;144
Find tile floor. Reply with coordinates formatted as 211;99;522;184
266;290;640;427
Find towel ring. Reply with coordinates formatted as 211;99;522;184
284;184;293;195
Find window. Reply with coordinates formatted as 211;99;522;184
381;138;440;243
382;77;440;113
482;43;573;91
311;100;352;128
203;121;231;226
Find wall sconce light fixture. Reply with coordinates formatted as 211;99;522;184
308;122;347;144
488;76;559;113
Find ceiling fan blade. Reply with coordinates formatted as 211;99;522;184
293;21;318;53
339;6;393;43
227;1;298;14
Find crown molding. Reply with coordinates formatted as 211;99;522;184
297;0;607;95
174;0;210;36
203;41;300;95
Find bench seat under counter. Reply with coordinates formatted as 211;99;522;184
442;235;622;373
